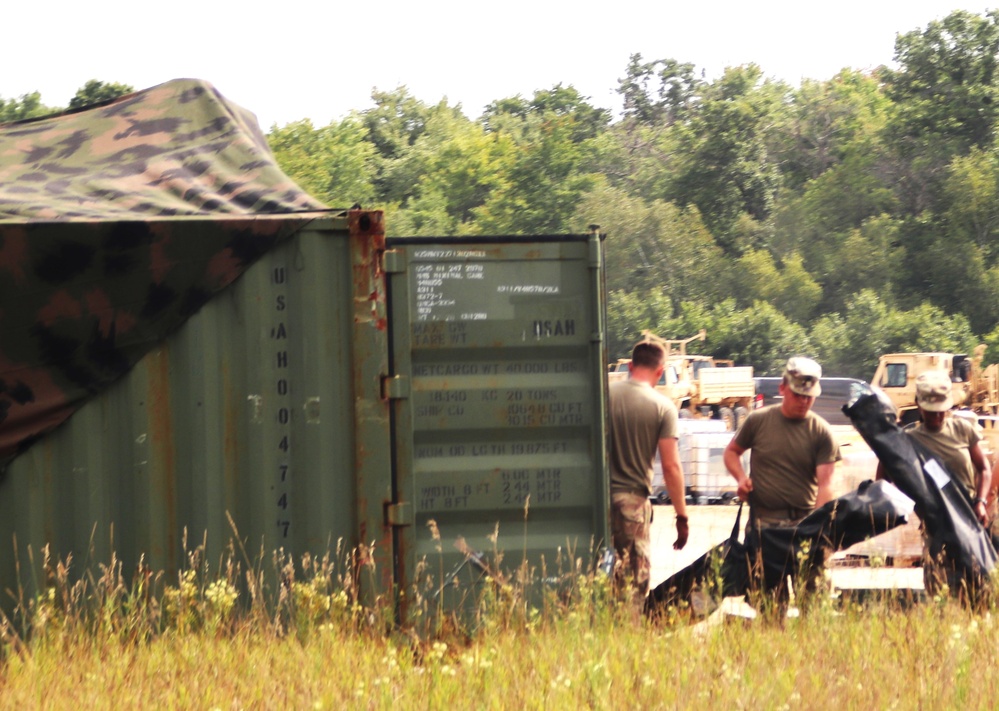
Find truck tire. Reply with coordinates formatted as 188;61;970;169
734;405;749;429
718;406;735;431
678;408;693;420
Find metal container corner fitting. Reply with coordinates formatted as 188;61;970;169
0;217;610;612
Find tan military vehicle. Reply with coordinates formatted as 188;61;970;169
608;330;755;430
872;346;999;424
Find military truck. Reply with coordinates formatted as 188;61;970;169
608;330;755;430
872;346;999;424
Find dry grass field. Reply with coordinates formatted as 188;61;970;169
0;567;994;710
0;427;995;709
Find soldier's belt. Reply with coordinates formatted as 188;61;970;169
751;505;810;522
612;488;651;499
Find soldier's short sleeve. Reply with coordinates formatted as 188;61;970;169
956;417;981;447
815;423;839;464
658;400;678;440
733;409;760;450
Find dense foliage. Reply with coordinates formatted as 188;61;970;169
8;14;999;378
263;10;999;379
0;80;133;121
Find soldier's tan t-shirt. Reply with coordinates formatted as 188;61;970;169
904;416;981;498
734;405;839;511
609;379;678;495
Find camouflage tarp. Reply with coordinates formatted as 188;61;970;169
0;79;330;468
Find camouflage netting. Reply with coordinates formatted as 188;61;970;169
0;78;330;467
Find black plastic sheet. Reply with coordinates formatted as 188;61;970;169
748;479;913;594
843;390;998;594
645;504;750;614
646;479;910;614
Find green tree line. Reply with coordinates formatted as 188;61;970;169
0;80;134;122
7;13;999;379
265;10;999;379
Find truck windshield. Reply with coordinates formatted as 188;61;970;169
659;365;679;386
883;363;907;388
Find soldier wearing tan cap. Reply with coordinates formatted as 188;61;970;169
876;370;990;594
888;370;989;524
724;357;840;529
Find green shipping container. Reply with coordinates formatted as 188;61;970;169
0;212;397;598
385;236;610;614
0;79;610;615
0;223;611;612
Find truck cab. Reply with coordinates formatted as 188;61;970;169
872;352;973;423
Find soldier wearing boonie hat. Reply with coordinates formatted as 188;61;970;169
902;369;988;526
914;370;954;411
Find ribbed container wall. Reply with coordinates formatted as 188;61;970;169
0;215;392;597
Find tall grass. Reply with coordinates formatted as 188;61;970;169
1;532;998;709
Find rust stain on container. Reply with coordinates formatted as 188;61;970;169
358;499;368;546
349;210;386;328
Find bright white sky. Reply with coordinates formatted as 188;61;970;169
3;1;994;130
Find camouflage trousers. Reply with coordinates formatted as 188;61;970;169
611;491;653;600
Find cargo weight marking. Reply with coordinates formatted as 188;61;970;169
411;322;468;346
506;401;584;427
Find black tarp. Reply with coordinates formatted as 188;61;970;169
844;389;998;595
647;479;911;614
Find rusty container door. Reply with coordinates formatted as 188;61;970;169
385;234;609;615
0;212;394;600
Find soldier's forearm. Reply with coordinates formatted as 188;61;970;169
663;464;687;518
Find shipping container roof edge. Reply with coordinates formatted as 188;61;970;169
386;234;597;246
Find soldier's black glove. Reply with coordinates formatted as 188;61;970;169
674;515;689;550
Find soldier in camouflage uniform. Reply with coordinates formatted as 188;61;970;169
881;371;990;595
608;340;689;603
724;357;838;608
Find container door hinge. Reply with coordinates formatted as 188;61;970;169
382;249;406;274
382;375;409;400
386;501;413;527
